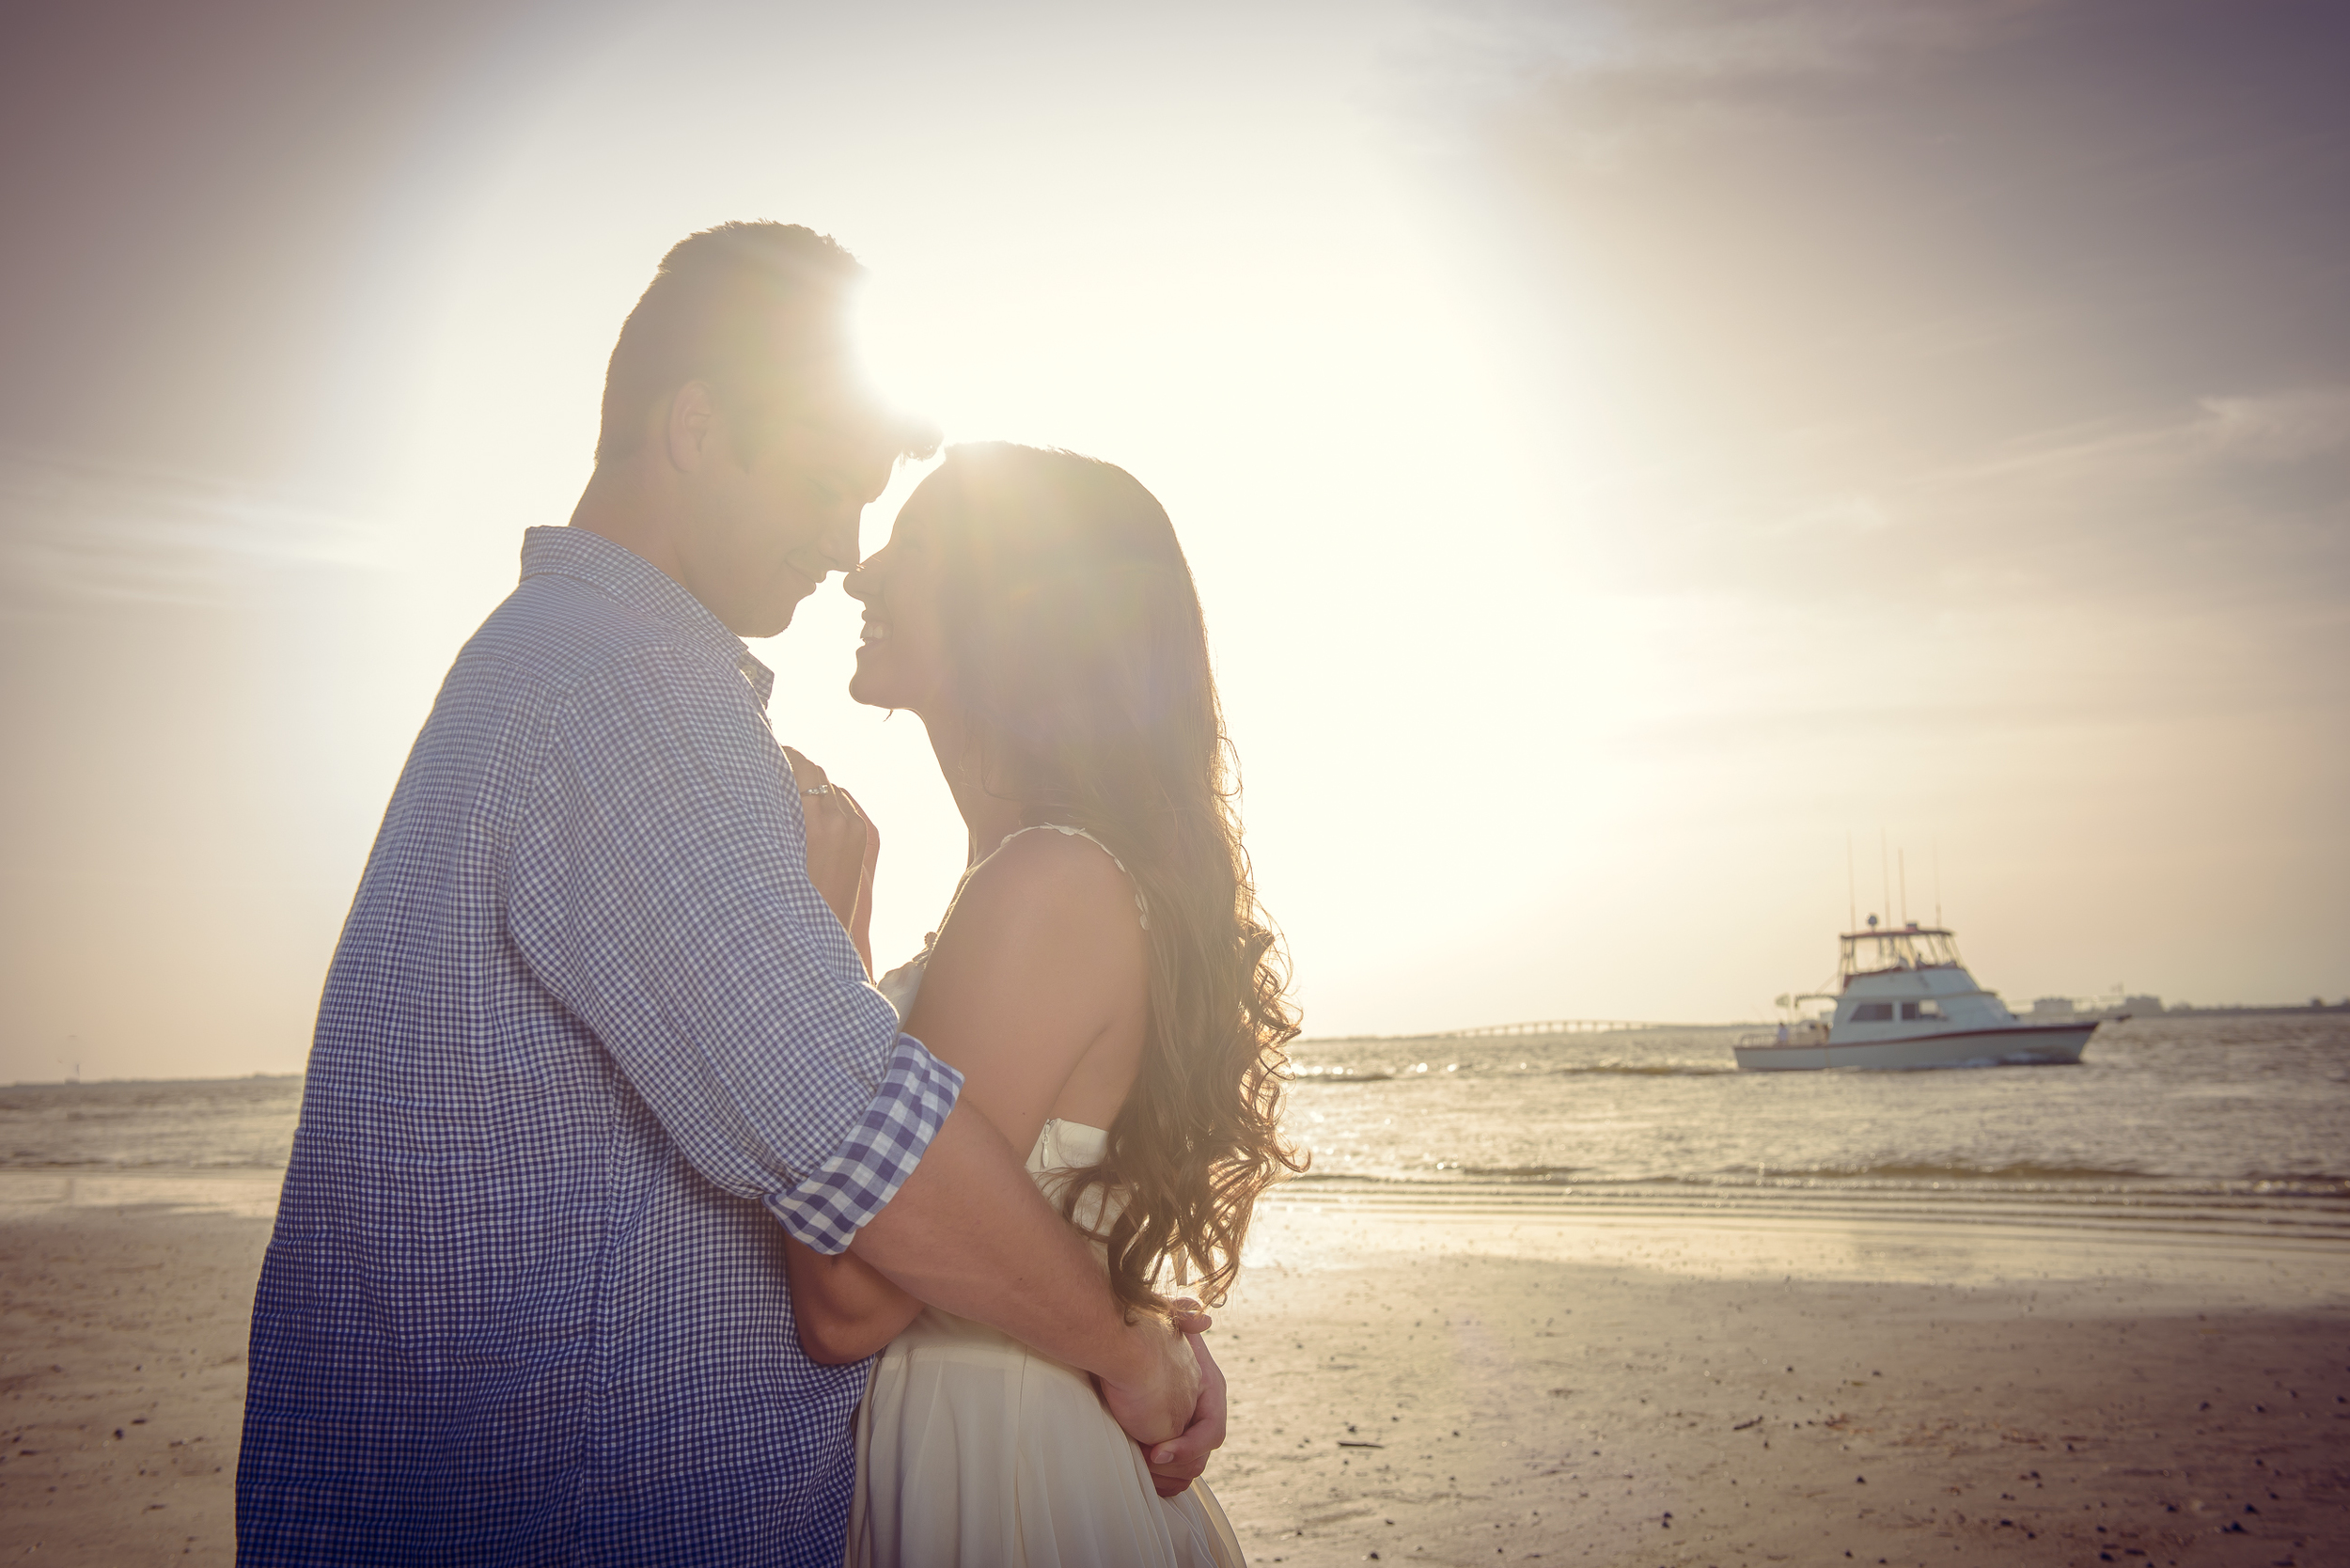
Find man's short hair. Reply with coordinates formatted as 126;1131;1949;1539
595;221;932;466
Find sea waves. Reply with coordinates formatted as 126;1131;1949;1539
1262;1172;2350;1258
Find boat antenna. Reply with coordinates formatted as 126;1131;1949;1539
1933;840;1942;926
1899;848;1908;925
1846;833;1857;933
1880;827;1891;933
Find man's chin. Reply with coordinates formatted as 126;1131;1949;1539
733;586;814;640
728;608;792;639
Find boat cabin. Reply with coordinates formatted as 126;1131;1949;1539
1840;923;1965;983
1813;920;2018;1043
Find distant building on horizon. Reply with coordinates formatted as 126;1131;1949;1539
2029;993;2165;1021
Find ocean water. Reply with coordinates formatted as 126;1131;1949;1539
0;1075;302;1218
1283;1013;2350;1199
0;1074;303;1171
2;1016;2342;1228
1262;1013;2350;1290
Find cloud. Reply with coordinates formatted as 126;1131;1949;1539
1433;0;2033;84
0;448;397;617
1415;0;2350;629
2197;387;2350;464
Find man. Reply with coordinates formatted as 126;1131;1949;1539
239;223;1212;1565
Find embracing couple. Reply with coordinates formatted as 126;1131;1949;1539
236;222;1299;1566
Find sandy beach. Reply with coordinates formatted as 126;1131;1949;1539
1207;1190;2349;1568
4;1173;2343;1567
2;1203;260;1563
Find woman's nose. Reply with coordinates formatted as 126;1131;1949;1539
844;554;882;602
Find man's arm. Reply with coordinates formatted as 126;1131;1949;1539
780;1105;1203;1441
851;1102;1198;1437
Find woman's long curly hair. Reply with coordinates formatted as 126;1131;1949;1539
924;442;1304;1314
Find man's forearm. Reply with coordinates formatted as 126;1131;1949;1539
847;1101;1145;1386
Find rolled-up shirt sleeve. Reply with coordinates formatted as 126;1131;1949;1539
506;642;961;1253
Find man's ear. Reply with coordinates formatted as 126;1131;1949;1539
664;381;719;474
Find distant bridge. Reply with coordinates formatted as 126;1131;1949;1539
1305;1018;1728;1044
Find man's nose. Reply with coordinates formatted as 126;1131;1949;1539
816;508;863;573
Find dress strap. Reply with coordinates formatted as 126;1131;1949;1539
1002;823;1151;930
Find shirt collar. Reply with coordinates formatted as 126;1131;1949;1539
519;526;775;708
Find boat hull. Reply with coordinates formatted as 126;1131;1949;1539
1732;1023;2095;1073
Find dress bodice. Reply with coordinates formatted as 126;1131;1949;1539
1026;1115;1109;1175
1026;1117;1120;1241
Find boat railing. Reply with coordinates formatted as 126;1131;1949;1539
1736;1022;1830;1049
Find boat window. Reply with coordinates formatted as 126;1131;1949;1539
1851;1002;1895;1022
1900;1000;1945;1021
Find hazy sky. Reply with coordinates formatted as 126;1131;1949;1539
4;0;2344;1081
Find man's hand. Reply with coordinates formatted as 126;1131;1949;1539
781;746;871;964
1094;1310;1202;1452
1145;1301;1226;1497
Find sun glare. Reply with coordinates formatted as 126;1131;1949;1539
11;0;2340;1086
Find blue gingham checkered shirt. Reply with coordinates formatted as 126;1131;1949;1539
239;526;962;1565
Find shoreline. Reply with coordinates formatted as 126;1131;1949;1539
3;1184;2344;1566
10;1165;2345;1257
9;997;2348;1089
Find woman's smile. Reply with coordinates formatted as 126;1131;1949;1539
844;489;956;713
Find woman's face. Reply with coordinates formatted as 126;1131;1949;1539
843;484;954;714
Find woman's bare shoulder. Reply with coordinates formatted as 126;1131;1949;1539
909;830;1148;1121
922;829;1146;996
960;827;1145;932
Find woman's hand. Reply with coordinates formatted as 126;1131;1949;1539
1145;1301;1226;1497
781;746;875;973
1096;1311;1205;1452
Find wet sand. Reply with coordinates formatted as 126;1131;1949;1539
2;1181;2343;1566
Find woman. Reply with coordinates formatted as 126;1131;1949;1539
782;444;1301;1566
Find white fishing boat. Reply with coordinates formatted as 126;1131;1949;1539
1735;919;2102;1072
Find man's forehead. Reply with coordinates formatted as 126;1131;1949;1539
775;405;899;495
